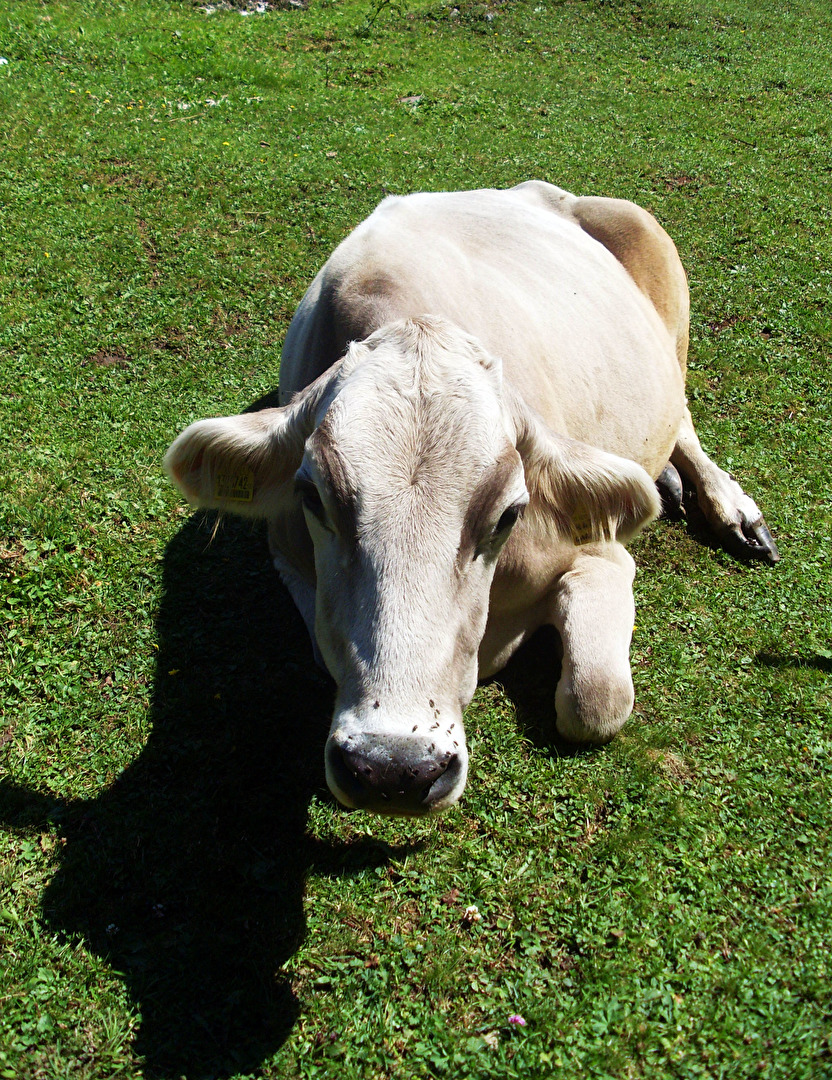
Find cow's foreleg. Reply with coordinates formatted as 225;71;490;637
550;545;636;744
671;407;779;564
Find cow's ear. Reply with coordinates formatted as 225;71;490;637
164;406;309;518
166;360;343;516
506;388;660;545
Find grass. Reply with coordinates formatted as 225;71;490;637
1;0;831;1076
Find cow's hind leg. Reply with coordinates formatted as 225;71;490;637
671;407;779;564
550;546;637;744
656;462;684;516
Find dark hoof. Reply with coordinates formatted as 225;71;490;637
722;515;781;564
656;462;684;517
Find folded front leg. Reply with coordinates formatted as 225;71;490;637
550;544;637;745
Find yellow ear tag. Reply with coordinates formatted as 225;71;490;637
214;468;255;502
570;502;596;546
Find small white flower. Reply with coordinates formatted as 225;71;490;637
0;58;9;65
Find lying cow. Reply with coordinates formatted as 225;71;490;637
165;181;778;816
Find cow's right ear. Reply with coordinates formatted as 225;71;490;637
166;359;344;517
164;406;307;518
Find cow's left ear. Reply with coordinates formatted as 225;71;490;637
505;387;660;545
165;361;339;517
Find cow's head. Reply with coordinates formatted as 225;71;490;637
165;317;658;815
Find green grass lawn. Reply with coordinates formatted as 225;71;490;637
1;0;831;1077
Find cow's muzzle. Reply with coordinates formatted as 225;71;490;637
325;725;468;816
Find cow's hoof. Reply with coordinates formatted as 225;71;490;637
722;515;781;564
655;462;683;517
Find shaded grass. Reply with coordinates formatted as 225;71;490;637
1;0;831;1077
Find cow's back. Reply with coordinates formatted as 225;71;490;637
279;183;685;478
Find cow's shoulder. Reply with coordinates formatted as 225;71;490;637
511;180;689;369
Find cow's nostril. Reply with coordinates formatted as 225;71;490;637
326;734;463;815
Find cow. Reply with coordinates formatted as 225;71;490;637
165;181;778;817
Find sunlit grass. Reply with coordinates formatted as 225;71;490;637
1;0;830;1077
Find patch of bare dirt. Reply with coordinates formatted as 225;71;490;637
86;348;131;369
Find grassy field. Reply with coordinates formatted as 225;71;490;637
1;0;831;1077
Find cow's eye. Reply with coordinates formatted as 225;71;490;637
493;501;526;537
295;478;325;518
473;499;526;560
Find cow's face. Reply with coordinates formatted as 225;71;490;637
294;324;528;814
165;317;659;816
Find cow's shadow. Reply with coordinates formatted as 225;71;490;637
1;470;742;1077
1;512;408;1079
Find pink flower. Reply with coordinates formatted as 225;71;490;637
508;1014;526;1027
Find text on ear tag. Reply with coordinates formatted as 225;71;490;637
214;468;254;502
570;501;607;545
